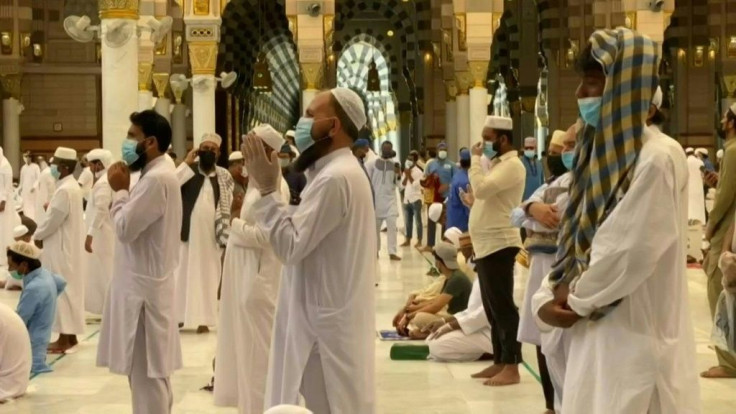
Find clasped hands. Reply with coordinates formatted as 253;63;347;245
538;282;582;328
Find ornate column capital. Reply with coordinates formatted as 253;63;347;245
455;71;473;95
0;74;22;100
468;60;489;88
98;0;140;20
187;42;218;75
152;73;170;97
138;62;154;91
445;80;457;101
301;62;324;90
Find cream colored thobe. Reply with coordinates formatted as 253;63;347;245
687;154;706;260
33;167;56;226
214;177;289;413
83;172;115;315
19;162;40;220
0;149;13;270
254;148;376;414
34;174;86;335
78;166;93;200
0;303;31;402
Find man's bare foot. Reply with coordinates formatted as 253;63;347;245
390;254;402;261
700;366;736;378
408;329;429;340
414;241;422;248
483;365;520;386
400;240;411;247
471;364;504;379
197;325;210;334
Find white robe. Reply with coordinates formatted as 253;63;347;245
34;174;87;335
686;155;706;224
214;178;289;413
78;167;94;200
254;148;376;414
83;173;116;315
33;168;56;226
19;162;40;220
551;128;700;413
97;155;183;377
0;149;14;269
174;166;222;327
0;303;31;401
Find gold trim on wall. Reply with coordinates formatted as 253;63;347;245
455;13;467;52
98;0;140;20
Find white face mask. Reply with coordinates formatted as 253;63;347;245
241;166;249;178
438;150;447;160
94;169;105;179
405;160;414;169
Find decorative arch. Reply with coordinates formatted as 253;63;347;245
337;35;392;90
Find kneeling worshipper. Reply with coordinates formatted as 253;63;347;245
426;233;493;362
535;28;700;414
9;241;66;374
0;302;31;402
214;124;291;413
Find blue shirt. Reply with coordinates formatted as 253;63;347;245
521;156;544;201
447;168;470;232
703;158;715;172
16;267;66;374
426;158;457;198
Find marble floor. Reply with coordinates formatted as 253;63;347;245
1;235;735;413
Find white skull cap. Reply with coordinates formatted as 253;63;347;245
484;115;513;131
7;241;41;260
252;124;286;151
54;147;77;161
652;86;663;109
201;133;222;147
428;202;443;223
86;149;113;168
13;225;29;239
330;87;367;131
228;151;244;161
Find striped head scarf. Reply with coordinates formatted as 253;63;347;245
550;28;660;318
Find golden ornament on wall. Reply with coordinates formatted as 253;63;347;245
455;13;467;52
188;42;218;75
194;0;210;15
98;0;139;20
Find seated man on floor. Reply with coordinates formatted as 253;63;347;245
425;233;493;362
397;241;472;339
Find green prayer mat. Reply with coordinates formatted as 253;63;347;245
390;344;430;360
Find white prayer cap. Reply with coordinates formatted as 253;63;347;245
264;405;313;414
285;130;295;138
252;124;286;151
524;137;536;147
13;225;29;239
550;130;566;147
652;86;663;109
730;102;736;115
54;147;77;161
428;202;443;223
685;147;694;154
696;148;708;156
484;115;513;131
201;133;222;147
7;241;41;260
228;151;243;162
86;149;113;168
330;87;367;131
444;227;462;247
717;149;724;160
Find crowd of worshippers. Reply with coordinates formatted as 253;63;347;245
0;27;734;414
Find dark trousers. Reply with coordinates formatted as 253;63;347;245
475;247;522;364
537;346;555;410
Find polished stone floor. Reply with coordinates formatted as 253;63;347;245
1;235;735;413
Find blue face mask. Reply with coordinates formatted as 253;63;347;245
524;150;536;159
483;142;497;159
561;151;575;170
49;164;61;180
121;139;140;166
10;271;22;280
294;117;316;153
578;97;602;127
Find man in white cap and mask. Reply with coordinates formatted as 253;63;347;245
34;146;86;353
0;146;14;281
284;130;300;157
521;137;544;202
366;140;402;261
175;132;234;333
468;115;526;386
242;87;376;413
32;156;57;225
215;124;290;413
696;147;715;172
228;150;247;197
82;149;116;315
18;151;40;220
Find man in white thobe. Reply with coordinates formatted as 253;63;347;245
242;87;376;414
174;133;234;333
78;155;94;201
214;124;290;413
19;152;40;220
34;147;86;353
685;147;706;262
97;110;183;413
536;29;700;414
366;140;401;260
32;157;56;225
83;149;115;315
0;302;31;402
0;147;14;275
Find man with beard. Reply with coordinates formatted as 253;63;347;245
242;87;376;413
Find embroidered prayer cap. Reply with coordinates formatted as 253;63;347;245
652;86;663;109
252;124;285;151
330;87;367;131
685;147;694;154
484;115;513;131
87;149;113;168
228;151;243;162
201;133;222;147
13;225;28;239
354;138;370;148
54;147;77;161
444;227;463;247
524;137;537;147
264;405;314;414
7;241;41;260
428;202;443;223
433;241;460;270
696;148;708;157
550;130;566;147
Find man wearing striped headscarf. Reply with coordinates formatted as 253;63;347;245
536;28;700;413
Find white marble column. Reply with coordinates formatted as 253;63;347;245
171;103;187;158
2;98;21;176
456;93;470;151
445;100;457;154
101;19;139;159
154;97;171;122
302;89;317;114
192;75;216;146
138;90;153;111
469;87;488;147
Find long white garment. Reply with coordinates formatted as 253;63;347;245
78;167;94;201
19;162;40;220
254;148;376;414
214;178;290;413
687;155;706;224
33;168;56;226
83;173;115;315
0;303;31;401
34;174;86;335
365;158;399;219
0;148;14;269
97;155;183;378
174;169;221;328
556;128;700;413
